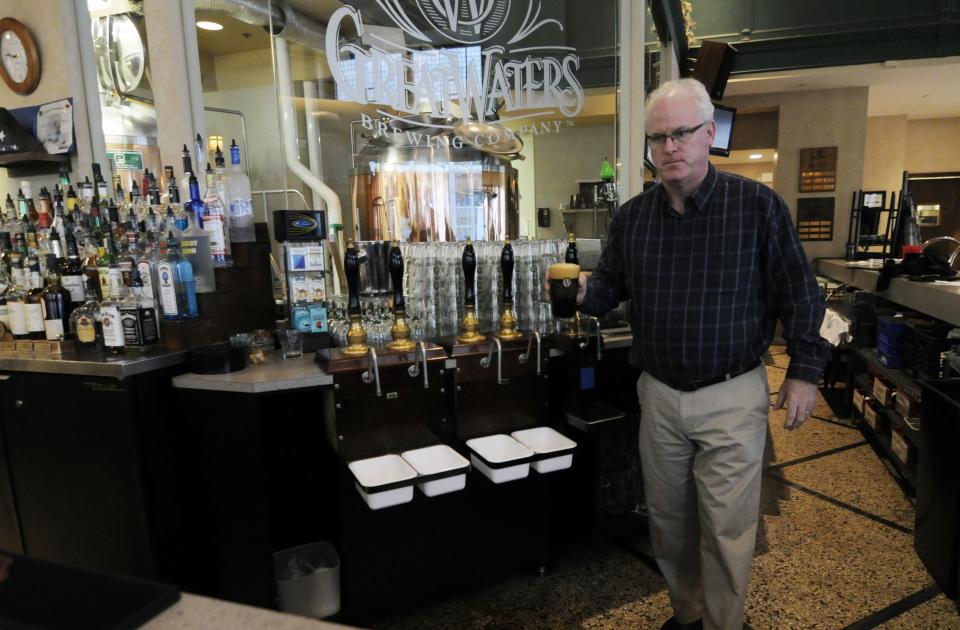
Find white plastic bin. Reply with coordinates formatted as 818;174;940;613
466;434;533;483
347;454;418;509
273;541;340;619
401;444;470;496
511;426;577;473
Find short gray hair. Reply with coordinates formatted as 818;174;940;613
644;78;715;130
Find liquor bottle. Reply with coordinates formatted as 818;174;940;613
119;208;140;285
136;231;159;302
92;163;111;204
71;277;102;351
565;233;579;265
78;177;94;216
120;275;144;347
66;184;78;214
179;144;194;204
82;235;102;300
5;259;29;340
20;181;38;223
24;257;46;340
41;273;71;340
182;174;216;292
97;234;118;299
3;193;15;229
100;263;126;354
123;268;159;346
36;187;53;229
58;165;71;191
0;231;12;272
60;229;87;308
225;139;255;242
157;232;199;320
203;162;232;266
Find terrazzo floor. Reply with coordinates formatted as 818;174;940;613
365;347;960;629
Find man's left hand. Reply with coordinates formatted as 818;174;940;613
774;378;819;430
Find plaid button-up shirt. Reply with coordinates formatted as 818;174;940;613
583;164;828;384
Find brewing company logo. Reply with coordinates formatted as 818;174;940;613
328;0;583;133
415;0;511;44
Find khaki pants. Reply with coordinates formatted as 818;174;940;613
638;365;769;630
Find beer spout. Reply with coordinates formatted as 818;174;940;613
519;331;541;375
361;347;382;396
480;338;507;385
407;341;430;389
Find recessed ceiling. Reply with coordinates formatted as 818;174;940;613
725;56;960;120
195;11;272;56
712;149;777;165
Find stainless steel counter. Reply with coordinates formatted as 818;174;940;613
172;352;333;393
0;346;189;379
817;258;960;326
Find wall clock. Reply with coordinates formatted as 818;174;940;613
0;18;41;96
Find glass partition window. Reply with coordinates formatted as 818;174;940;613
237;0;624;243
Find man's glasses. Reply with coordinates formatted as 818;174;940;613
646;122;707;146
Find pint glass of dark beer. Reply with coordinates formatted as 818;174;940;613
548;263;580;319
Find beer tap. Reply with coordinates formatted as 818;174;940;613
458;237;485;343
564;233;583;338
496;239;522;341
386;240;415;351
342;240;369;356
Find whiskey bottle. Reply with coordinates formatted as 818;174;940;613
71;277;102;351
24;257;46;340
100;264;126;354
41;273;70;341
60;229;87;307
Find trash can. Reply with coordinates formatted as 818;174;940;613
273;541;341;618
915;379;960;598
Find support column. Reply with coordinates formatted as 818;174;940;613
618;0;646;200
143;0;206;172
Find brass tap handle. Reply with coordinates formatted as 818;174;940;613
389;241;404;312
462;238;476;307
500;240;514;303
345;240;361;316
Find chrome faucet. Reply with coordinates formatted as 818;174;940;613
519;331;542;375
480;338;506;384
407;341;430;389
360;346;382;396
578;316;603;361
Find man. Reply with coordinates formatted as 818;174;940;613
575;79;828;630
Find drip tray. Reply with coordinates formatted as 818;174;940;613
566;401;626;432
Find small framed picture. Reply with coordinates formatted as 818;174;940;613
860;191;886;209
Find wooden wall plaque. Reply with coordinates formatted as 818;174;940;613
799;147;837;193
796;197;835;241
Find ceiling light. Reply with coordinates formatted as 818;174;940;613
196;20;224;31
749;153;763;160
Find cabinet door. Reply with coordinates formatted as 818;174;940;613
0;373;155;578
0;374;24;552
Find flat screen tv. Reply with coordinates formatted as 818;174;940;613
710;103;736;157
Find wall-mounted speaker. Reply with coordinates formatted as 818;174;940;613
691;40;737;100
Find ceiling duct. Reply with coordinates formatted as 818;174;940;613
194;0;326;50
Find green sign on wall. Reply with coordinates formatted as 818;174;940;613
106;150;143;170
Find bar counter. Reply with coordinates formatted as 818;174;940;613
0;345;188;378
144;593;352;629
818;258;960;326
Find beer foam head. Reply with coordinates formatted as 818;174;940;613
549;263;580;280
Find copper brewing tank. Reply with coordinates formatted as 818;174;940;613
350;147;519;242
